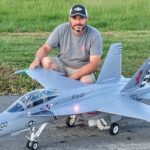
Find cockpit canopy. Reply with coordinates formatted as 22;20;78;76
7;89;59;112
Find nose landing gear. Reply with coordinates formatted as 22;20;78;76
26;140;38;150
26;123;48;150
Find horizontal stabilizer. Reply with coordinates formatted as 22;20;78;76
127;86;150;98
97;43;122;83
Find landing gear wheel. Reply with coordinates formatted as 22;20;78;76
31;141;38;150
26;140;38;150
66;115;76;127
26;140;32;149
109;123;119;135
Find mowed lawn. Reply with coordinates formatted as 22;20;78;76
0;0;150;32
0;31;150;95
0;0;150;95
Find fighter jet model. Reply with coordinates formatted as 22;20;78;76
0;43;150;150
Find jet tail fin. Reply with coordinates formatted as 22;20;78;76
96;43;122;83
121;58;150;92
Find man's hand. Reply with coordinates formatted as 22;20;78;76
29;44;52;69
69;55;101;80
30;58;40;69
69;73;79;80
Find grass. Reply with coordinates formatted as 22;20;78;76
0;0;150;32
0;31;150;95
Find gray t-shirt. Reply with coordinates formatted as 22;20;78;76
46;22;102;68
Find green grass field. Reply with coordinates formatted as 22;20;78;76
0;0;150;32
0;0;150;95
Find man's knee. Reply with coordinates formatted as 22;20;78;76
80;75;95;84
41;57;51;68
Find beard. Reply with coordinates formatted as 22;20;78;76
71;24;86;33
76;26;83;32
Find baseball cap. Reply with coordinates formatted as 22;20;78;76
70;4;88;18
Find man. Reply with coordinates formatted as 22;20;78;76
30;4;102;84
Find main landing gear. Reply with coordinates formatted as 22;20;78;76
88;118;119;135
66;115;76;127
26;123;48;150
109;122;119;135
66;116;119;135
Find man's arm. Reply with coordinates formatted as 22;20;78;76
30;43;52;69
69;55;101;80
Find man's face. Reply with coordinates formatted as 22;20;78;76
69;15;87;33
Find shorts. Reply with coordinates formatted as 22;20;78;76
49;57;96;83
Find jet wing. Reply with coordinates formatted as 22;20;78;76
96;98;150;122
15;68;86;91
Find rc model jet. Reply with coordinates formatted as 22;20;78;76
0;43;150;150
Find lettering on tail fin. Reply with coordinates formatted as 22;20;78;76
140;69;150;87
121;59;150;92
135;70;143;85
